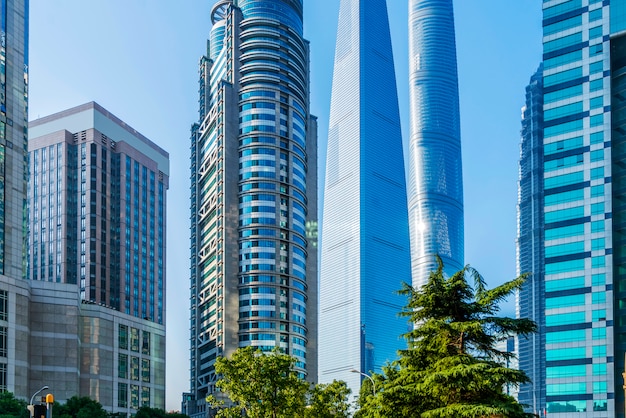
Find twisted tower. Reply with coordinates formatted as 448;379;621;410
407;0;464;287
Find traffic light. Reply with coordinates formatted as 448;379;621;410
33;404;46;418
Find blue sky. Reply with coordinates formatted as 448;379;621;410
28;0;542;411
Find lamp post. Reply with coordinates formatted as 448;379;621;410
28;386;49;418
350;369;376;396
30;386;49;406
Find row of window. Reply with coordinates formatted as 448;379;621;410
119;325;150;355
118;353;150;382
118;382;150;409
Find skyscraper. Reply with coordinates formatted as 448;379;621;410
517;1;626;415
187;1;317;415
407;0;464;287
516;66;545;414
28;102;169;324
0;0;28;396
318;0;411;395
0;0;29;281
27;102;169;412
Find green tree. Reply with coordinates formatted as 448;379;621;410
304;380;351;418
134;406;189;418
0;391;28;418
356;257;537;418
54;396;108;418
208;346;309;418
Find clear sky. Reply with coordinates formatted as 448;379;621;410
28;0;542;411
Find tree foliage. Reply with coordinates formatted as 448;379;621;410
54;396;108;418
0;391;28;418
355;257;537;418
208;346;308;418
134;406;189;418
304;380;351;418
208;347;351;417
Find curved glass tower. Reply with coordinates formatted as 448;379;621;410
318;0;411;396
188;1;317;415
407;0;464;287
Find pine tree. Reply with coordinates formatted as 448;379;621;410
356;257;537;418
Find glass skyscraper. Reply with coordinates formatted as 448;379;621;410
517;1;626;415
516;66;546;414
27;102;169;412
318;0;411;396
407;0;464;287
28;102;169;324
0;0;28;281
187;1;317;416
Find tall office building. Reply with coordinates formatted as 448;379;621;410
187;1;317;415
516;66;545;414
28;102;169;324
318;0;411;396
407;0;464;287
0;0;29;281
516;1;626;415
27;102;168;412
0;0;28;394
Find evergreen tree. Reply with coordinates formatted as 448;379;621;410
356;257;537;418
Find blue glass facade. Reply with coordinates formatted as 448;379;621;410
0;0;28;279
516;66;546;414
188;1;317;415
318;0;411;396
517;1;626;416
407;0;464;287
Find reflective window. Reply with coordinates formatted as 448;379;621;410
118;383;128;408
131;356;140;381
119;325;128;350
0;290;6;321
142;358;150;382
118;354;128;379
130;327;139;352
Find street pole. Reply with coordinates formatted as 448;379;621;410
350;369;376;396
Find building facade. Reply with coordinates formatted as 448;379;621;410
26;102;168;413
28;102;169;324
407;0;464;287
516;1;626;416
1;277;166;414
516;66;546;414
187;1;317;415
0;0;28;396
318;0;411;396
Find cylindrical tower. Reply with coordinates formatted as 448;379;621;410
189;0;316;409
407;0;464;287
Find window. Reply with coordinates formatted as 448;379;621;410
130;385;139;409
546;364;586;378
142;331;150;355
118;354;128;379
0;291;6;321
0;363;6;392
0;327;6;357
141;386;150;407
546;311;585;326
130;327;139;352
131;356;140;381
142;359;150;383
545;276;585;292
119;325;128;350
546;329;586;343
118;383;128;408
